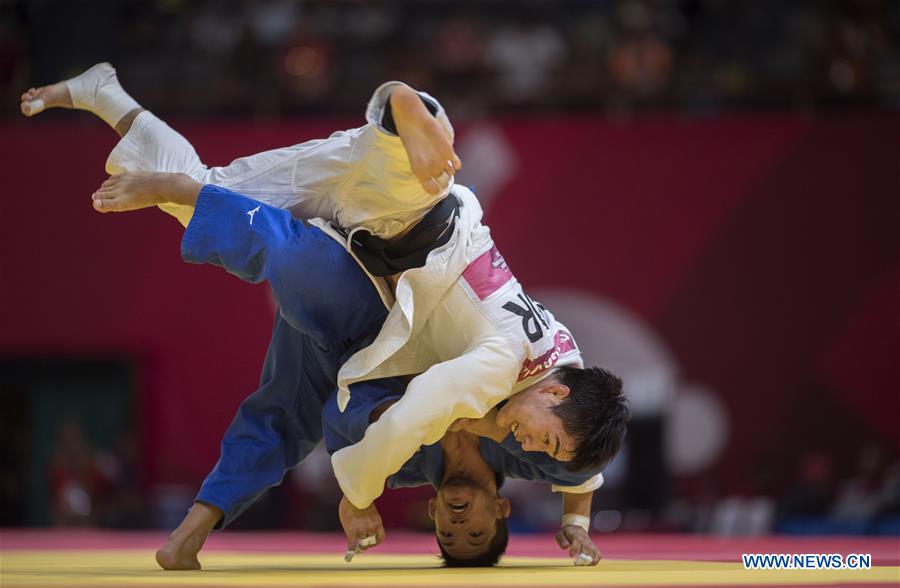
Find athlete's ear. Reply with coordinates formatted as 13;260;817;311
427;498;436;521
495;497;511;519
540;382;570;400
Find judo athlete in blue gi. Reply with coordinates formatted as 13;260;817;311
323;381;602;566
93;173;603;569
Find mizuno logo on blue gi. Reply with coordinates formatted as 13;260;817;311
247;205;261;225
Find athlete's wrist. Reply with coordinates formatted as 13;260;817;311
561;513;590;532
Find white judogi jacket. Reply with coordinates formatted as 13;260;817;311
105;80;599;507
322;188;586;508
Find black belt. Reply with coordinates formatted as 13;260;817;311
341;195;460;277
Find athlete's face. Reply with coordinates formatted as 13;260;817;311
429;479;510;560
495;381;576;462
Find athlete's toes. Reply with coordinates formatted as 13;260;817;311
92;194;118;212
21;87;48;117
421;177;441;195
20;88;35;116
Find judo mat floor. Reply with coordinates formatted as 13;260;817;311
1;531;898;588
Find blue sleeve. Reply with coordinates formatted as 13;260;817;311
180;185;385;343
499;435;600;487
322;378;405;454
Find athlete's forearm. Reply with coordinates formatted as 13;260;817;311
451;407;509;443
331;339;520;509
561;489;593;518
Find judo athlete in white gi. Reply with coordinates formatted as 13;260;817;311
22;64;629;562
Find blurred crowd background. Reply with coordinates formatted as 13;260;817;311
2;0;899;118
1;0;898;540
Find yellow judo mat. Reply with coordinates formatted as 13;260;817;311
3;550;899;587
3;532;899;587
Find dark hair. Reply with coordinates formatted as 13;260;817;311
438;517;509;567
553;365;629;472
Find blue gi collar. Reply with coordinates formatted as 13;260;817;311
418;438;507;491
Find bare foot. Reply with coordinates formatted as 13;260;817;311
92;171;201;213
390;85;462;195
21;63;140;137
20;81;73;117
155;502;222;571
92;172;166;213
155;535;203;571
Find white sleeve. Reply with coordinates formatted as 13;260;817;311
331;338;520;509
552;473;604;494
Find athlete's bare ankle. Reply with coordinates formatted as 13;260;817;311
171;501;222;539
114;107;145;138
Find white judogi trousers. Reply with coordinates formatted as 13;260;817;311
105;82;454;239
